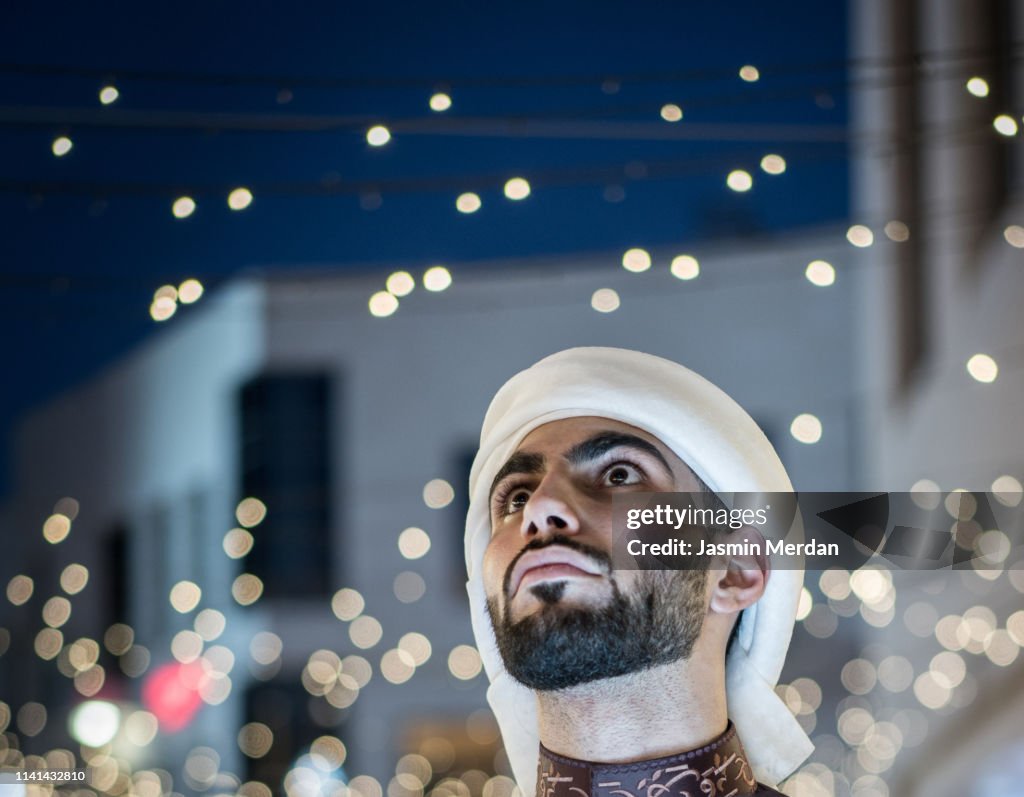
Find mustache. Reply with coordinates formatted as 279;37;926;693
502;534;613;598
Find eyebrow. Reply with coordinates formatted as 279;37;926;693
488;431;673;503
565;432;673;477
489;451;546;503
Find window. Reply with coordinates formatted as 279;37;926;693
239;373;333;598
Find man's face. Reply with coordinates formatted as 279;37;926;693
483;416;711;691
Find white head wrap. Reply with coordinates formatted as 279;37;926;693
464;347;813;791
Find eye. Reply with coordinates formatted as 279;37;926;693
602;462;644;487
493;484;532;517
507;488;531;512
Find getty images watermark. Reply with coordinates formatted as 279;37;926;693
611;491;1024;571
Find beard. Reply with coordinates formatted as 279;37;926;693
487;535;708;691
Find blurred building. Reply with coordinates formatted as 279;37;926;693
1;229;858;795
852;2;1024;796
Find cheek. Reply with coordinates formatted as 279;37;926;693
481;534;517;602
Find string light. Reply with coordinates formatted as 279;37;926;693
398;527;431;559
98;85;120;105
621;247;651;273
659;103;683;122
884;220;910;242
386;271;415;297
423;265;452;291
172;196;196;219
846;224;873;247
429;93;452;112
805;260;836;287
366;125;391;146
368;291;398;317
739;65;760;82
966;353;998;383
965;77;989;97
670;255;700;280
503;177;530;200
1003;225;1024;248
227;187;253;210
790;413;823;444
150;296;176;321
456;192;481;213
178;278;204;303
423;478;454;508
51;136;72;157
590;288;620;312
235;497;267;527
993;115;1017;136
726;170;752;192
760;154;786;174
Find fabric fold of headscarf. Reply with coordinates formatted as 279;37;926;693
464;347;813;792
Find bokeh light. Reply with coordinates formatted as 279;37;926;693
170;580;202;613
423;478;455;508
670;255;700;280
60;563;89;594
456;192;482;213
726;170;752;192
398;527;432;559
621;248;651;272
423;265;452;292
394;571;426;603
760;154;786;174
447;645;482;680
238;722;274;758
370;291;400;317
232;574;264;606
228;187;254;210
993;114;1018;136
223;527;255;558
429;93;452;112
387;271;415;297
367;125;391;146
805;260;835;287
349;615;383;649
7;574;34;605
966;77;989;97
236;497;268;527
846;224;874;247
178;278;204;303
43;513;72;543
172;196;196;219
590;288;620;312
331;588;365;621
52;136;73;157
966;353;998;383
790;413;823;444
659;103;683;122
503;177;530;200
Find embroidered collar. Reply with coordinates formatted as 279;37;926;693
536;723;760;797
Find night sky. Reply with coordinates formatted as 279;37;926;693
0;1;848;494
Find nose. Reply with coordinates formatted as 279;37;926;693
520;474;581;538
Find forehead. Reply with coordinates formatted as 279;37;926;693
514;416;678;462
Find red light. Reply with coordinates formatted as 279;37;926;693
141;662;205;732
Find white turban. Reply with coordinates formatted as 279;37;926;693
463;347;813;791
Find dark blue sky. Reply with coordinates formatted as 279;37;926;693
0;1;848;493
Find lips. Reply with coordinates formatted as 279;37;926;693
508;546;605;597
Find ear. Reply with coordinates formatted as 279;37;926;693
707;526;770;615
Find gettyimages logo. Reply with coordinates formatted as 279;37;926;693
611;490;1024;571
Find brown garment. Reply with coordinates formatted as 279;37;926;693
535;722;784;797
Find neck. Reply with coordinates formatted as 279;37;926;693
535;656;728;763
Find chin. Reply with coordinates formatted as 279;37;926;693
508;578;612;619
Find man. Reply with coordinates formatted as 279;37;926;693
464;348;812;797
